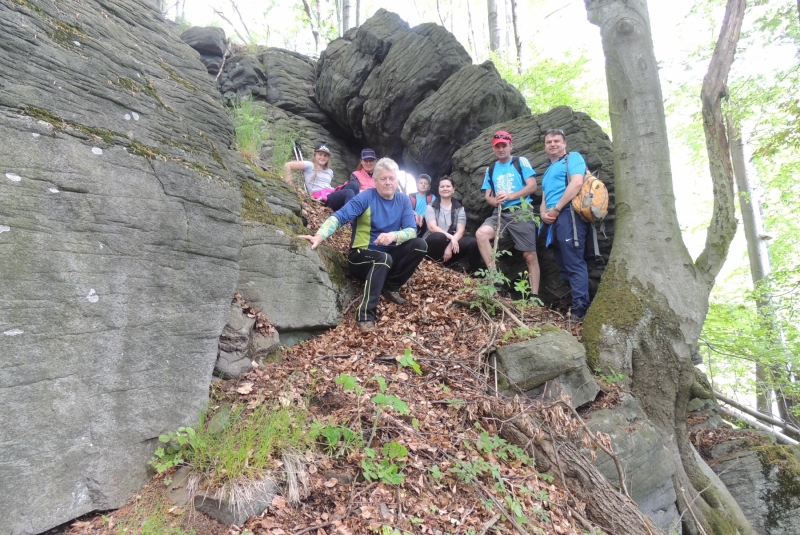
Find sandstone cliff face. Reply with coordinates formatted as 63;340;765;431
0;1;293;533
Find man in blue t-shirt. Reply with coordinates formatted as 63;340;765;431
301;158;428;332
475;131;540;296
410;174;436;235
539;129;591;319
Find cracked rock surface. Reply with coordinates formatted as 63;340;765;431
0;1;246;533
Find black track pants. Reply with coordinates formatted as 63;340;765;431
347;238;428;322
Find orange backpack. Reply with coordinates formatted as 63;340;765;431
566;154;608;223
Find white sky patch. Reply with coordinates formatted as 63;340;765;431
0;225;10;233
31;132;40;138
91;147;103;155
85;289;99;303
3;329;23;336
124;114;131;120
5;173;21;181
132;112;140;120
48;188;59;193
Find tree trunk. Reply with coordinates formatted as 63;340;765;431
301;0;321;55
487;0;500;52
728;116;775;415
342;0;352;32
510;0;523;71
582;0;753;533
355;0;361;26
466;0;479;60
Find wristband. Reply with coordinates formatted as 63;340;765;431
554;206;562;212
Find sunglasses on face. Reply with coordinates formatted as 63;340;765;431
493;134;511;141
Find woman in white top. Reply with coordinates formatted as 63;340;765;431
284;144;359;210
423;176;482;272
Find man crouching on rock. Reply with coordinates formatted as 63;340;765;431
300;157;427;333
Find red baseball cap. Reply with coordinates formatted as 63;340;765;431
492;131;512;146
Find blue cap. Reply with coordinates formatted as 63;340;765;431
360;148;377;160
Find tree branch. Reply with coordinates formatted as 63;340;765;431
694;0;746;287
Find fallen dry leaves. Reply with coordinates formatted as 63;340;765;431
66;197;597;535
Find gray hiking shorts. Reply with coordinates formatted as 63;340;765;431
481;211;538;252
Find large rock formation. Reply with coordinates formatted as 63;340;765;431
0;1;345;533
402;61;529;178
451;106;615;306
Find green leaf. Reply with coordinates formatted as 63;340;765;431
382;440;408;460
371;394;410;415
335;373;358;391
399;349;422;375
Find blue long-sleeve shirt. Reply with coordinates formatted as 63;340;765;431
317;189;417;252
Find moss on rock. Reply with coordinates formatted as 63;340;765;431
241;178;305;234
756;444;800;529
582;262;645;368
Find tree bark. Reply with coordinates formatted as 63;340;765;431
728;116;776;415
487;0;500;52
300;0;321;56
355;0;361;26
510;0;522;70
466;0;479;60
342;0;352;32
582;0;753;533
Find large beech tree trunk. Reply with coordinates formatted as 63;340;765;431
582;0;753;533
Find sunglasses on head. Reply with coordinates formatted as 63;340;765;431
493;134;511;141
546;129;566;137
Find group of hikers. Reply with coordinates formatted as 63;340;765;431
285;129;593;332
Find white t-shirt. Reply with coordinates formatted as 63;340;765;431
303;161;334;192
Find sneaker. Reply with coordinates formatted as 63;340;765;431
356;321;376;333
381;289;407;305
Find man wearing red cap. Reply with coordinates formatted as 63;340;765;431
475;131;540;296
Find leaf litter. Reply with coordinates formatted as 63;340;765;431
64;197;606;535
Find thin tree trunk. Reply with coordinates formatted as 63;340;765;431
583;0;753;533
466;0;479;60
300;0;321;55
510;0;522;71
356;0;361;26
728;115;776;415
487;0;500;52
342;0;351;32
694;0;743;288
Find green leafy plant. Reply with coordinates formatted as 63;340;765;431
399;348;422;375
318;425;362;456
149;427;202;474
594;367;628;384
361;441;408;485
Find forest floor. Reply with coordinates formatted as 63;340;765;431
59;198;626;535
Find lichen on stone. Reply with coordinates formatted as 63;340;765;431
756;443;800;529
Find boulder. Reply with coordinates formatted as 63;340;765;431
238;223;352;345
180;26;228;75
358;23;471;159
0;1;251;533
315;9;410;141
451;106;615;307
402;61;530;178
708;438;800;534
584;394;679;531
218;53;269;100
493;328;599;408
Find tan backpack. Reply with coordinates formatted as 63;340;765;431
566;154;608;223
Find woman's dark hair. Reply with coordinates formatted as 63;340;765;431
438;175;454;187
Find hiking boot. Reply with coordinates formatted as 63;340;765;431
381;289;407;305
356;321;376;333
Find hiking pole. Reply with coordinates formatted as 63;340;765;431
292;141;311;195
